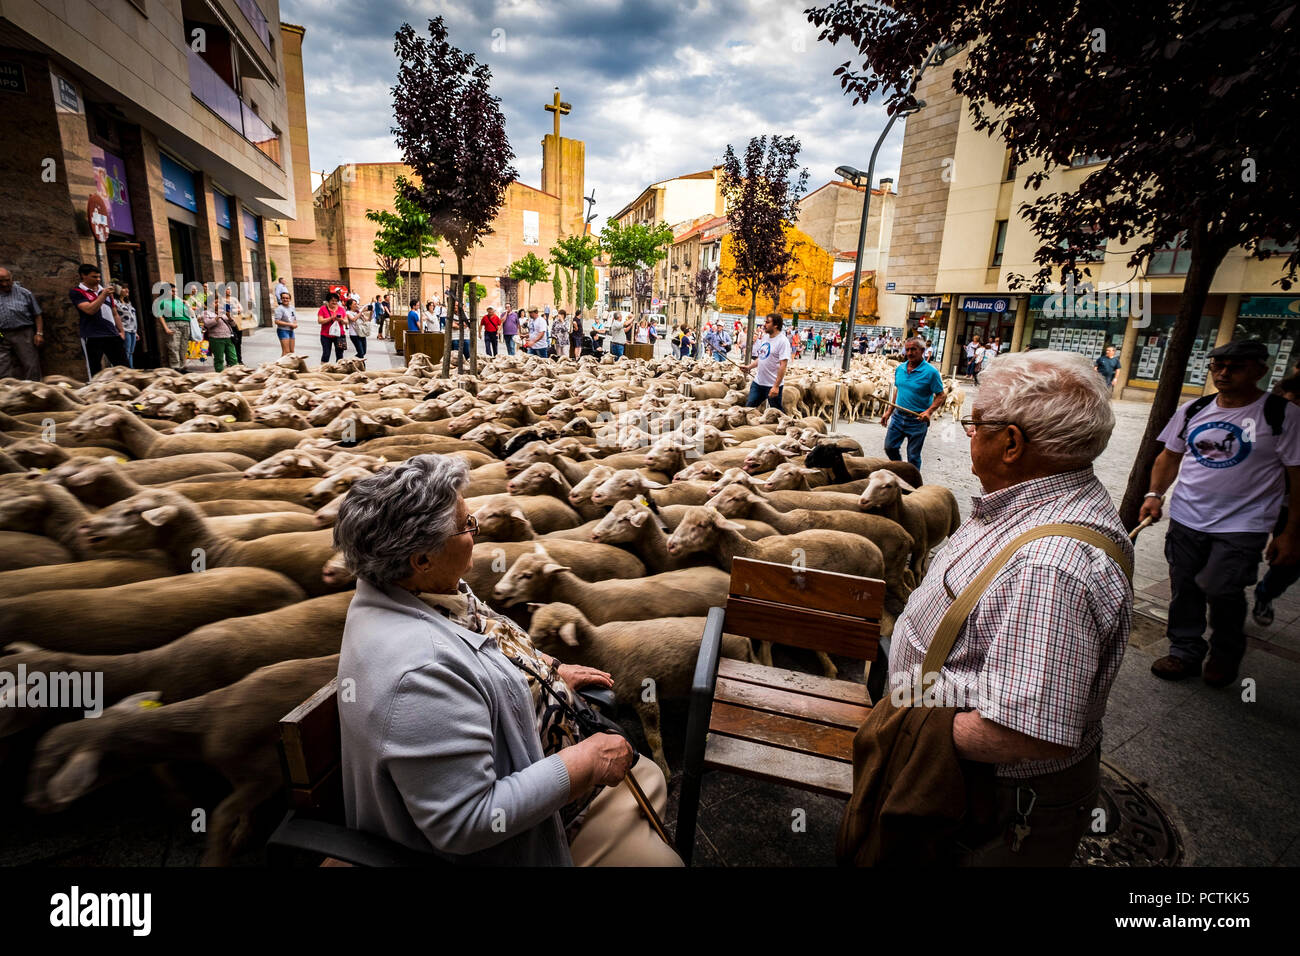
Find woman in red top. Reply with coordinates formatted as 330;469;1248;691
317;292;347;364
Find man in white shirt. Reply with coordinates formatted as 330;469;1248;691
743;313;791;410
1142;339;1300;686
523;307;549;357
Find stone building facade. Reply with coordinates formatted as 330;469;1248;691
0;1;309;379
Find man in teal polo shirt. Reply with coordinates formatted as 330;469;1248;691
880;336;946;474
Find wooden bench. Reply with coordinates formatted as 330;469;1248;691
675;557;883;864
267;678;438;867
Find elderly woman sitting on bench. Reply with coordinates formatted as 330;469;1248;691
333;454;681;866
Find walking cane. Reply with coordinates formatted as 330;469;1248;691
623;773;672;845
1129;516;1155;541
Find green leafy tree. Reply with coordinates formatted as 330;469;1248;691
365;176;439;309
599;219;674;317
807;0;1300;528
552;263;562;306
507;252;549;307
584;266;597;310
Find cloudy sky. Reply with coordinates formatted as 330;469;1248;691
281;0;900;231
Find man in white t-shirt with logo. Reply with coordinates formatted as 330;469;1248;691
743;312;790;410
1142;339;1300;686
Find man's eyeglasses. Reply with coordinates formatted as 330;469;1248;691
450;514;478;537
959;418;1018;437
1207;361;1254;373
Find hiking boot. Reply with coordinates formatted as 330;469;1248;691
1202;656;1240;688
1151;655;1199;680
1252;590;1274;627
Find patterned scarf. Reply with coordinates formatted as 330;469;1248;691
423;581;599;832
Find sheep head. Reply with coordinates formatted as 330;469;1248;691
590;498;656;544
305;465;377;506
492;547;571;606
66;404;128;442
245;449;330;480
665;506;745;557
526;602;591;653
858;469;915;510
253;404;311;430
470;502;533;542
673;459;724;484
0;488;47;533
763;462;823;491
741;442;796;475
567;465;615;510
506;462;569;498
503;440;556;477
643;440;688;475
4;438;70;469
77;489;193;552
324;410;384;442
707;467;764;498
590;469;662;508
171;414;232;434
704;482;759;519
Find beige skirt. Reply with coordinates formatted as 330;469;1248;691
568;756;683;867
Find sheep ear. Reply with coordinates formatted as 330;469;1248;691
66;470;96;487
140;505;179;526
559;622;580;647
541;563;571;575
721;518;748;532
722;436;739;446
642;479;666;489
526;602;544;613
628;508;650;527
45;748;102;807
798;467;821;476
897;477;917;493
510;509;527;521
532;544;547;556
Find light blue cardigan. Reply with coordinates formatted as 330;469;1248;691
338;578;574;865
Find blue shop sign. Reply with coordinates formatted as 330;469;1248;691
160;153;197;212
242;208;261;242
213;190;232;230
962;295;1010;313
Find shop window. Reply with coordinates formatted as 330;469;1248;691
1069;151;1109;168
1148;232;1192;275
1233;296;1300;390
991;220;1008;267
1128;312;1222;388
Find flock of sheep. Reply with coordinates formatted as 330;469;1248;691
0;347;963;865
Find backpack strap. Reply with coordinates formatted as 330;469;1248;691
921;523;1132;677
1176;394;1217;442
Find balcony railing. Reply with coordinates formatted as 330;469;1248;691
188;49;282;165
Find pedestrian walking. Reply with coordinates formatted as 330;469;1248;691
881;336;946;474
69;263;127;371
0;267;44;380
318;292;347;364
273;291;297;355
502;307;520;355
551;309;570;358
1141;340;1300;686
971;340;988;384
114;284;138;368
1254;375;1300;625
743;313;790;410
221;287;244;364
346;299;369;359
524;307;549;357
1094;345;1120;392
482;306;501;356
571;310;584;359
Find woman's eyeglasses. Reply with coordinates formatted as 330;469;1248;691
450;514;478;537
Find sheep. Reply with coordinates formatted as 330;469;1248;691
493;549;730;624
671;459;726;484
0;532;72;569
43;458;308;513
804;443;923;488
590;469;713;508
664;506;889;677
161;476;325;508
467;493;581;535
303;466;384;507
0;478;109;558
590;499;706;573
0;558;172;600
760;461;827;491
0;567;306;655
242;449;334;480
504;462;573;501
464;539;645;598
715;486;865;514
857;471;962;576
0;591;353;738
24;654;341;866
67;404;304;461
706;482;917;603
565;464;616;521
76;489;344;596
527;603;753;776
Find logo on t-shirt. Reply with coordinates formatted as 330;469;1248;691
758;342;772;359
1187;421;1251;469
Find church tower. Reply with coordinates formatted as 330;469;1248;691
540;89;587;236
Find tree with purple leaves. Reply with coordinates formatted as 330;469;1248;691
719;135;809;354
805;0;1300;529
391;17;517;377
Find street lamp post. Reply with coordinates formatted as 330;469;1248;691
830;38;960;435
439;260;447;331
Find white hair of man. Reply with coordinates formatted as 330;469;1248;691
333;453;469;586
976;350;1115;467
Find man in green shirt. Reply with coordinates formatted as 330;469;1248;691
156;285;193;371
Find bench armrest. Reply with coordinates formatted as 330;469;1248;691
676;606;727;863
267;812;442;868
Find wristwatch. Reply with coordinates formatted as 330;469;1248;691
1144;492;1163;501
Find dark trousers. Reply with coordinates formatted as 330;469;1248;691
746;381;782;409
0;326;42;380
484;331;499;356
1165;519;1268;664
884;413;929;474
85;335;127;372
229;324;243;363
320;335;345;363
349;335;368;358
956;746;1100;867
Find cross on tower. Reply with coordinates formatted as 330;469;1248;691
545;88;571;140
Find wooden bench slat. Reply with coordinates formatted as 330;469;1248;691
708;701;856;762
728;557;885;618
714;677;871;729
280;678;340;789
717;657;871;706
703;734;854;798
724;598;879;660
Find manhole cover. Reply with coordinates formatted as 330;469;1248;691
1074;759;1184;866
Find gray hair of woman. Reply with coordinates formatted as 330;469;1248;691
976;350;1115;468
333;454;469;586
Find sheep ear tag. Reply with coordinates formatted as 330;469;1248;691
635;495;649;507
223;416;236;422
132;403;145;411
138;699;162;709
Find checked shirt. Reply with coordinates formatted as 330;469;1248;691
888;468;1133;779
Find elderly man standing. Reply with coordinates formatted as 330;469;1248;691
1141;340;1300;686
884;351;1133;865
0;267;44;380
880;336;946;475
